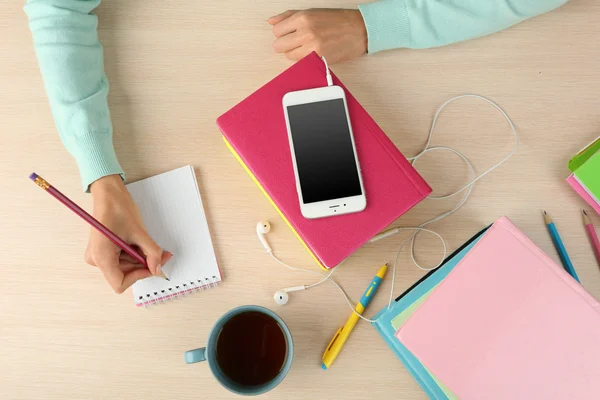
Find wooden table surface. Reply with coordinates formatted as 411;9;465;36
2;1;600;399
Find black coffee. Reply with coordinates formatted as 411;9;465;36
215;311;288;386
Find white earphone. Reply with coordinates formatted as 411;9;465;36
273;286;306;305
256;220;272;253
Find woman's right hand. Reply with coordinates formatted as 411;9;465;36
86;175;172;293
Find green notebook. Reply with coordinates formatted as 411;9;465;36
569;136;600;172
574;151;600;202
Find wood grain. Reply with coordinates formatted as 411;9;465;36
1;1;599;399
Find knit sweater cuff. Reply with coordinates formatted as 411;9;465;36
358;0;411;53
72;131;125;192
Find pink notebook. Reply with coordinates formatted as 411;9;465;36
396;217;600;400
217;53;431;268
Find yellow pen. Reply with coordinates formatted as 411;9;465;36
321;264;387;370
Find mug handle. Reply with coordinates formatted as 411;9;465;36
184;348;207;364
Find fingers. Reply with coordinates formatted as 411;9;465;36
131;228;164;276
285;45;315;62
101;261;151;294
271;11;302;38
96;251;126;293
119;259;144;274
272;31;302;54
269;9;367;65
269;10;323;61
119;252;141;264
161;251;174;266
87;225;172;293
267;10;296;26
84;245;95;266
122;268;153;292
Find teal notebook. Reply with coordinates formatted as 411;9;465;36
371;226;489;400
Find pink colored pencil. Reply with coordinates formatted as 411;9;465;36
29;173;168;279
583;210;600;268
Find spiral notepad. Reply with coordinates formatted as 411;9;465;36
127;166;221;307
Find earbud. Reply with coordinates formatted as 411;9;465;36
273;290;289;305
273;285;306;305
256;221;272;253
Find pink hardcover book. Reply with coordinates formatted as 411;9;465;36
217;52;431;269
396;216;600;400
567;174;600;215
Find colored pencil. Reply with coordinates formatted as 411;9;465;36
29;173;168;280
582;210;600;267
543;211;579;282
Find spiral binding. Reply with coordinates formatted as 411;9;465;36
137;275;220;308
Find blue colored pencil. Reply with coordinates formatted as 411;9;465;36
543;211;580;282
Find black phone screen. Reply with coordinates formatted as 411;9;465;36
286;98;362;204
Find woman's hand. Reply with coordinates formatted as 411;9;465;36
268;9;368;64
86;175;172;293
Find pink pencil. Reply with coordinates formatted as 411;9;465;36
29;173;168;280
583;210;600;268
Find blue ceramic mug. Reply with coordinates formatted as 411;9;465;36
185;305;294;396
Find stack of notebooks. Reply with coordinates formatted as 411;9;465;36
567;136;600;215
217;52;431;270
373;217;600;399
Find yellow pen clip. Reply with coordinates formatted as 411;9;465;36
323;327;343;358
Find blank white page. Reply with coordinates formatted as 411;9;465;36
127;166;221;306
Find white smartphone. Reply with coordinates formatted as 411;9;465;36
282;85;366;219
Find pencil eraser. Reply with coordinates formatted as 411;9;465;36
29;172;38;181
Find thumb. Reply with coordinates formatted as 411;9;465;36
132;228;163;276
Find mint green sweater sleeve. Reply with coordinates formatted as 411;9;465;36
25;0;124;191
358;0;569;53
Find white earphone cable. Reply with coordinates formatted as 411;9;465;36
321;56;333;87
269;251;378;322
268;227;446;323
264;61;519;323
408;94;520;199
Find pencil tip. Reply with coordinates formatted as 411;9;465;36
543;210;547;215
582;209;588;216
158;271;169;280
